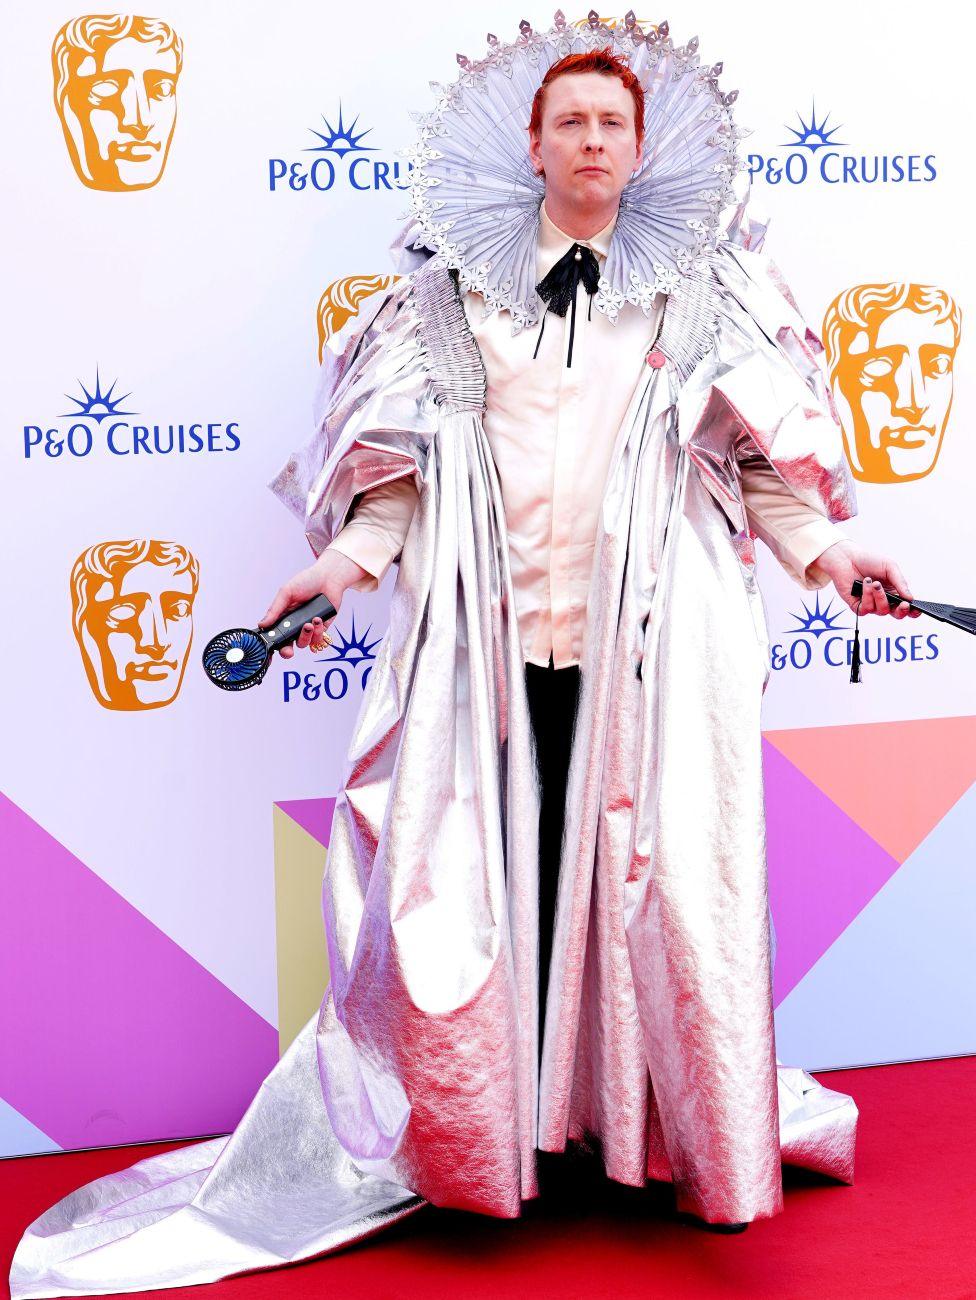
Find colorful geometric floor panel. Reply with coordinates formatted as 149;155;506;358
0;794;277;1155
763;715;976;1068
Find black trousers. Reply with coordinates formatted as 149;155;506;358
524;656;582;1059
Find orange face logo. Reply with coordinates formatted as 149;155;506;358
824;283;962;484
71;540;199;710
315;274;401;362
52;15;183;191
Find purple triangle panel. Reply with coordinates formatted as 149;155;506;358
276;796;336;848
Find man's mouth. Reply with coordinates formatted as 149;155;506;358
577;166;607;174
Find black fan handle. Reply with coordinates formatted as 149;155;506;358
850;578;912;611
262;594;338;651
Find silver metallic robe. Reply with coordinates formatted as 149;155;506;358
9;230;859;1299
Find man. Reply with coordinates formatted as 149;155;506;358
9;21;919;1298
261;33;916;1224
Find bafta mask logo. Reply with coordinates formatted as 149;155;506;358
315;274;400;362
52;15;183;191
71;540;199;710
824;283;962;484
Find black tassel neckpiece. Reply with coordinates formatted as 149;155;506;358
533;241;602;367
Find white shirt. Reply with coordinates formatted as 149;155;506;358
325;201;847;667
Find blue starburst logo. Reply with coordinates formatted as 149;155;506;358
306;104;377;157
786;592;851;639
781;102;847;152
61;369;137;423
314;609;383;666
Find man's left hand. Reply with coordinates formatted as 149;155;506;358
809;540;921;620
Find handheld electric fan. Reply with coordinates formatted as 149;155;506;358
201;594;338;691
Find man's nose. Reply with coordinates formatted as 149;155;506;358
582;123;604;152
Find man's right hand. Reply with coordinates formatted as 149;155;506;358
258;550;370;659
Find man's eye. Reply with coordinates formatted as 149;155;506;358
150;77;176;99
89;79;120;99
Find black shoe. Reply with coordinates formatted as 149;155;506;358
676;1211;749;1233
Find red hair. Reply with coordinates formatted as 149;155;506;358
528;47;645;154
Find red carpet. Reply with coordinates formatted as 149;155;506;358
2;1056;974;1300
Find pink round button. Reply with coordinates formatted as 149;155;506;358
645;349;667;368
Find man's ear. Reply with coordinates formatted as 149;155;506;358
528;130;543;176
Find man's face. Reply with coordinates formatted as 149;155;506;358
834;307;957;483
60;36;178;190
76;560;194;709
528;71;641;215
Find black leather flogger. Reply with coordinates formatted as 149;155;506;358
848;579;976;684
533;241;602;367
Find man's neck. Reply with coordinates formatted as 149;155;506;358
542;193;620;240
